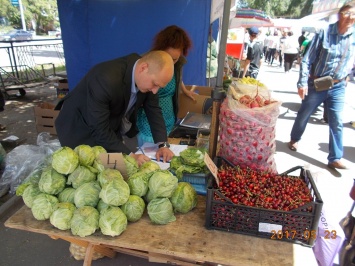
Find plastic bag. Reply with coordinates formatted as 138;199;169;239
0;132;61;195
218;96;281;174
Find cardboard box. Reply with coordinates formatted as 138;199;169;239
53;78;69;89
98;153;128;179
33;102;59;135
177;85;213;119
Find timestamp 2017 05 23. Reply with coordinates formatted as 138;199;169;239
270;230;337;240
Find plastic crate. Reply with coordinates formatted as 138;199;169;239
205;157;323;247
182;173;207;196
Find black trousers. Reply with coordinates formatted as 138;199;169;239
283;53;298;72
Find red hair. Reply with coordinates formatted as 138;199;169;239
151;25;192;56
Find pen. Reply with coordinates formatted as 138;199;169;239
137;146;145;155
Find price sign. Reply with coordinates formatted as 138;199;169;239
204;153;219;186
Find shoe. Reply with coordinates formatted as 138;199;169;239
327;161;349;170
288;140;298;151
0;124;5;131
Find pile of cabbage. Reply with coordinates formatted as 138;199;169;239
17;145;197;238
169;147;209;179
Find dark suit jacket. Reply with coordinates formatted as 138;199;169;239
54;53;167;154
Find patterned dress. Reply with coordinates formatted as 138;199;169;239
136;75;176;146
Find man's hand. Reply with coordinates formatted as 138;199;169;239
155;147;174;163
298;87;308;100
130;153;151;167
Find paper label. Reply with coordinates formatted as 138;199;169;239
98;153;128;179
258;223;282;233
204;153;219;186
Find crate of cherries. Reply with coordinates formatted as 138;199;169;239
205;157;323;247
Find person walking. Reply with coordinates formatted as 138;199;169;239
282;31;299;73
54;50;175;165
288;3;355;170
242;27;263;79
267;31;279;66
278;30;287;67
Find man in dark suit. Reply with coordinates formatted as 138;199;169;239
55;50;174;165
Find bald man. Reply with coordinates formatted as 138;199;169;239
55;50;175;165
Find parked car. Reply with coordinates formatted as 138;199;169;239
0;30;33;41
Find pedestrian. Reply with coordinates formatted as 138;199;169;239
298;31;306;49
242;27;263;79
288;3;355;170
282;31;299;73
137;25;194;146
263;32;271;62
54;50;175;165
267;30;279;65
279;30;287;67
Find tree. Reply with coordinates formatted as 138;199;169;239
237;0;313;18
0;0;58;33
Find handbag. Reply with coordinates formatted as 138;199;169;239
314;76;334;91
339;181;355;266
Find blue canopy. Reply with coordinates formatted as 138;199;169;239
57;0;213;90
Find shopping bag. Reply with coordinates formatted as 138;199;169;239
313;208;344;266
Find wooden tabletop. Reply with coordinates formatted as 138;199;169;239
4;196;315;266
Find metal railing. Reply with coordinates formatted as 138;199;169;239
0;38;66;98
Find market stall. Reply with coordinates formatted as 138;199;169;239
5;196;316;266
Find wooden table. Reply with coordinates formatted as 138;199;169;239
4;196;316;266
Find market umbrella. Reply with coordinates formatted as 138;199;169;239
229;8;273;28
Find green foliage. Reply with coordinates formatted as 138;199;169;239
237;0;313;19
0;0;58;32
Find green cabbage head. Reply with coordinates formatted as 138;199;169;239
74;181;101;208
92;159;105;173
127;171;153;197
38;166;66;195
52;147;79;174
92;146;107;159
99;178;130;206
97;199;110;213
31;193;59;220
148;170;178;200
97;168;123;187
147;198;176;225
67;165;97;189
139;161;160;174
99;206;127;237
22;184;42;208
74;144;95;166
71;206;99;237
180;147;207;168
50;202;76;230
170;182;197;213
123;154;139;177
121;195;145;222
58;187;76;203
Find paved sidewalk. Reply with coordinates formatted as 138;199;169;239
0;61;354;265
258;61;355;265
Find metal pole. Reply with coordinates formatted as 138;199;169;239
208;0;231;159
19;0;26;31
